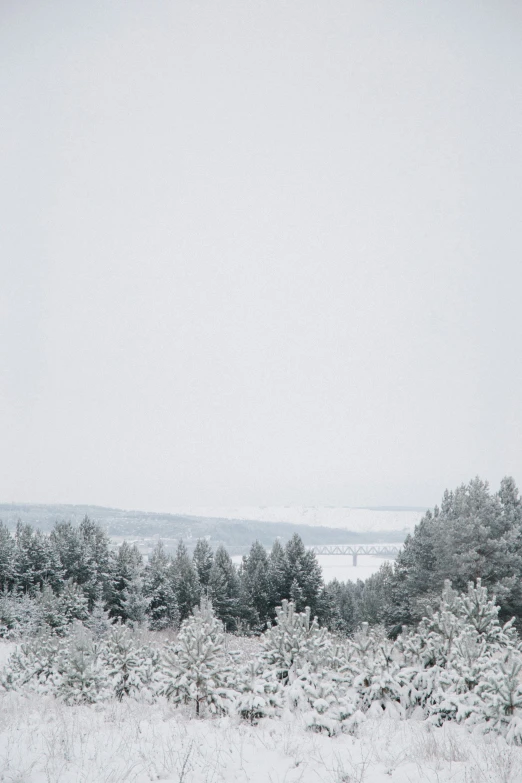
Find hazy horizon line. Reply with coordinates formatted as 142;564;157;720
0;500;430;514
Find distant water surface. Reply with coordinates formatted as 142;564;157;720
231;553;391;582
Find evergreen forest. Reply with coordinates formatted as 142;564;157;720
0;476;521;638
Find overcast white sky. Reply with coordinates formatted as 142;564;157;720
1;0;521;511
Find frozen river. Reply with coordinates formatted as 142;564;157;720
316;553;392;582
232;553;393;582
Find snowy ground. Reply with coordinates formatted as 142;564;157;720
0;688;521;783
0;642;15;669
173;507;423;535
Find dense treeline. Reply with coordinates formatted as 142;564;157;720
0;516;324;635
1;476;521;638
341;476;522;634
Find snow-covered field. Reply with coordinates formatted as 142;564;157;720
2;582;520;783
2;584;522;783
1;688;521;783
173;507;424;535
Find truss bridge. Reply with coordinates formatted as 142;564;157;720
308;543;402;566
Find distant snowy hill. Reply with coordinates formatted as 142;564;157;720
172;506;425;534
0;503;425;554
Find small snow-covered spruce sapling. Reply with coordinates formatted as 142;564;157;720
57;623;110;705
161;597;236;717
350;625;403;713
234;660;283;724
260;599;331;683
256;600;359;734
0;625;65;694
286;662;357;736
479;654;522;733
104;622;146;700
121;573;150;628
85;587;114;640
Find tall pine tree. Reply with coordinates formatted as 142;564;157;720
268;540;287;615
109;541;143;621
208;545;240;631
241;541;271;628
172;540;200;622
0;523;15;591
143;541;179;630
283;534;323;615
193;539;214;592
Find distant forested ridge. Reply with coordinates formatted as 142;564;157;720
0;503;407;554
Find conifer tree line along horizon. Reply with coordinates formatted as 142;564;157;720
1;476;521;637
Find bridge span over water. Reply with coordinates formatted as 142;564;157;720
308;543;403;566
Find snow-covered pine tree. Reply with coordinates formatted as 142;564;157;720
11;590;43;637
350;626;403;714
57;623;110;704
161;597;236;716
270;623;356;735
37;583;67;634
59;579;90;624
0;587;17;637
85;586;114;640
394;579;522;728
388;477;522;629
208;545;240;631
77;516;113;609
260;599;331;683
321;579;356;634
234;660;283;723
289;579;305;612
50;521;86;587
103;622;152;700
32;580;89;637
132;636;162;700
241;541;271;628
109;541;143;621
172;540;200;622
121;573;150;628
0;523;15;591
288;664;356;736
415;581;463;668
14;523;64;595
0;625;65;693
284;535;323;616
236;573;259;634
268;540;287;615
480;655;522;742
143;541;179;631
457;578;519;648
193;538;214;592
51;517;113;610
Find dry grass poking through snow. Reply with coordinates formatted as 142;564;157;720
0;691;522;783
